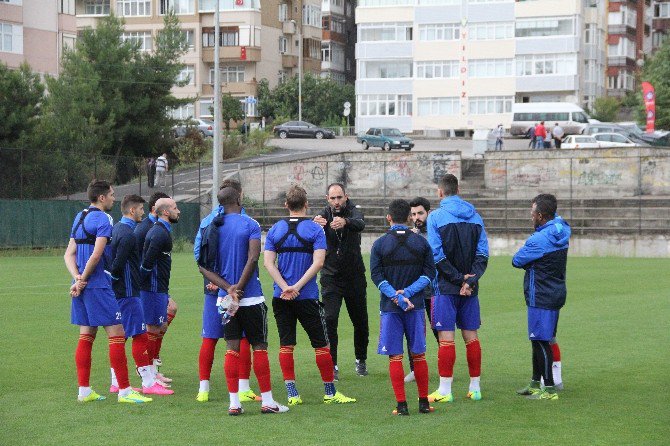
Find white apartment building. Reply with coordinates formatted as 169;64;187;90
355;0;607;134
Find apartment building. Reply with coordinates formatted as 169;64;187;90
652;0;670;51
0;0;78;77
74;0;321;120
355;0;607;134
321;0;356;84
606;0;651;99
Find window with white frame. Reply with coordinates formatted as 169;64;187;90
199;0;260;10
360;60;412;78
170;103;194;120
0;0;22;5
417;97;459;116
279;36;288;53
159;0;193;14
322;43;330;61
180;29;195;48
303;4;321;28
584;23;595;44
306;38;320;59
609;5;637;27
59;0;75;15
468;0;511;3
84;0;110;15
209;66;245;83
359;22;412;41
652;31;668;48
655;2;670;18
177;65;194;85
583;60;597;83
398;94;412;116
330;72;346;85
515;18;574;38
279;3;288;21
468;22;513;40
117;0;151;16
62;34;76;50
418;0;459;4
468;58;513;77
419;23;460;41
416;60;458;78
357;94;404;116
468;96;513;114
515;54;577;76
608;36;635;59
357;0;414;6
607;71;634;91
200;98;213;117
278;69;289;84
1;23;22;54
122;31;153;51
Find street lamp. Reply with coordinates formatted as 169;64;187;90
290;19;302;121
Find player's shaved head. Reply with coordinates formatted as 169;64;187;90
218;187;241;206
155;197;173;215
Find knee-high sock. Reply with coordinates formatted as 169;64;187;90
532;340;554;386
551;342;561;362
279;346;295;381
465;338;481;378
109;336;130;390
389;355;406;403
531;341;541;382
253;350;272;393
224;350;240;393
75;334;95;387
199;338;218;381
411;353;429;399
437;340;455;378
153;332;165;360
315;347;335;382
146;332;159;362
131;333;152;367
238;337;252;380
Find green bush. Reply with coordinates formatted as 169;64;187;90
173;129;210;163
246;128;271;151
221;132;244;160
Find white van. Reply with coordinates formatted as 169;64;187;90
511;103;590;136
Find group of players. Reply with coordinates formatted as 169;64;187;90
65;173;570;414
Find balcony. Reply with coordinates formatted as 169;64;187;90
282;54;298;68
202;46;261;63
201;81;258;97
303;57;322;74
282;21;296;35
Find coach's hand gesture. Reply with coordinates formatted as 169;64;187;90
313;215;327;227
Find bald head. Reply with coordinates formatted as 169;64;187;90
155;198;180;224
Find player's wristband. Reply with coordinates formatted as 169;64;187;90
396;297;408;310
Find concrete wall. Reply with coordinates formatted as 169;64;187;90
238;151;462;202
484;147;670;199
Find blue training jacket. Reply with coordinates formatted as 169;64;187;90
512;217;571;310
427;195;489;296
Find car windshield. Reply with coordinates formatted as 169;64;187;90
382;129;403;137
619;124;643;136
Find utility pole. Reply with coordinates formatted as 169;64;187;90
291;19;302;121
212;0;221;209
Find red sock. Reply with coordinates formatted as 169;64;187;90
224;350;240;393
199;338;218;381
238;337;252;380
551;342;561;362
279;346;295;381
438;340;455;378
412;353;429;398
154;332;164;360
146;333;159;362
253;350;272;393
109;336;130;389
315;347;334;382
466;338;481;378
167;311;176;326
131;333;151;367
75;334;95;386
389;355;406;403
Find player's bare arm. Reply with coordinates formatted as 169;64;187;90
292;248;326;292
263;249;293;298
198;266;234;297
233;238;261;294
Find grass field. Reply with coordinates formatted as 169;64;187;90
0;253;668;445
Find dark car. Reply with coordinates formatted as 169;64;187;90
585;123;662;146
356;127;414;151
273;121;335;139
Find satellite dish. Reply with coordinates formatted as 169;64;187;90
344;101;351;109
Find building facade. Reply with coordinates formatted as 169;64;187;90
652;0;670;51
355;0;607;134
74;0;322;120
321;0;356;84
0;0;78;77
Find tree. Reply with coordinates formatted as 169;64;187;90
639;38;670;130
0;62;44;147
221;93;244;131
590;97;621;122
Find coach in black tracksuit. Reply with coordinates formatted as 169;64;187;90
314;183;369;378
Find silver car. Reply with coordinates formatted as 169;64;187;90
173;119;214;138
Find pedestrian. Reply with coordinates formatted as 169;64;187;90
313;183;369;380
261;116;266;130
544;128;552;149
535;122;547;150
552;123;564;149
494;124;504;151
513;194;570;401
155;153;168;188
528;124;537;149
146;158;156;188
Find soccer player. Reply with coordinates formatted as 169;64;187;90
405;196;438;383
194;179;259;403
427;174;488;402
134;191;175;385
199;187;288;415
64;180;151;404
513;194;570;401
264;186;356;406
314;183;369;379
140;197;180;391
371;199;436;415
109;194;173;395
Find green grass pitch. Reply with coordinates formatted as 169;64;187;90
0;253;668;445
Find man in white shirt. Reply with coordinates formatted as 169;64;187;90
493;125;504;151
155;153;168;188
552;124;564;149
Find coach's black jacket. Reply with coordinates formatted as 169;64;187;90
318;199;366;282
140;220;173;293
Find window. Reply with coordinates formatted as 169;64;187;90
303;4;321;28
516;54;576;76
584;23;594;44
117;0;151;16
199;0;260;10
608;37;635;59
416;60;458;78
468;22;513;40
200;98;213;117
279;36;288;53
84;0;110;15
59;0;75;14
279;3;288;21
177;65;195;85
0;0;22;5
180;30;195;48
607;71;634;91
419;23;460;41
468;96;513;114
515;18;574;38
357;0;415;6
468;59;513;77
358;94;411;116
655;2;670;18
121;31;152;51
209;66;245;83
62;34;76;50
360;60;412;78
322;43;330;61
359;23;412;41
417;97;459;116
159;0;193;14
652;32;668;49
398;94;412;116
305;38;320;59
609;6;637;27
278;69;289;84
170;103;194;120
1;22;22;54
203;28;240;47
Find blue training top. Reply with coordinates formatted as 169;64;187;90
140;219;173;293
70;206;114;289
134;213;157;261
265;218;327;300
110;217;140;298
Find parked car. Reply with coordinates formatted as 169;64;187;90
357;128;414;151
561;135;601;149
585;123;658;146
592;133;645;148
273;121;335;139
173;119;214;138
